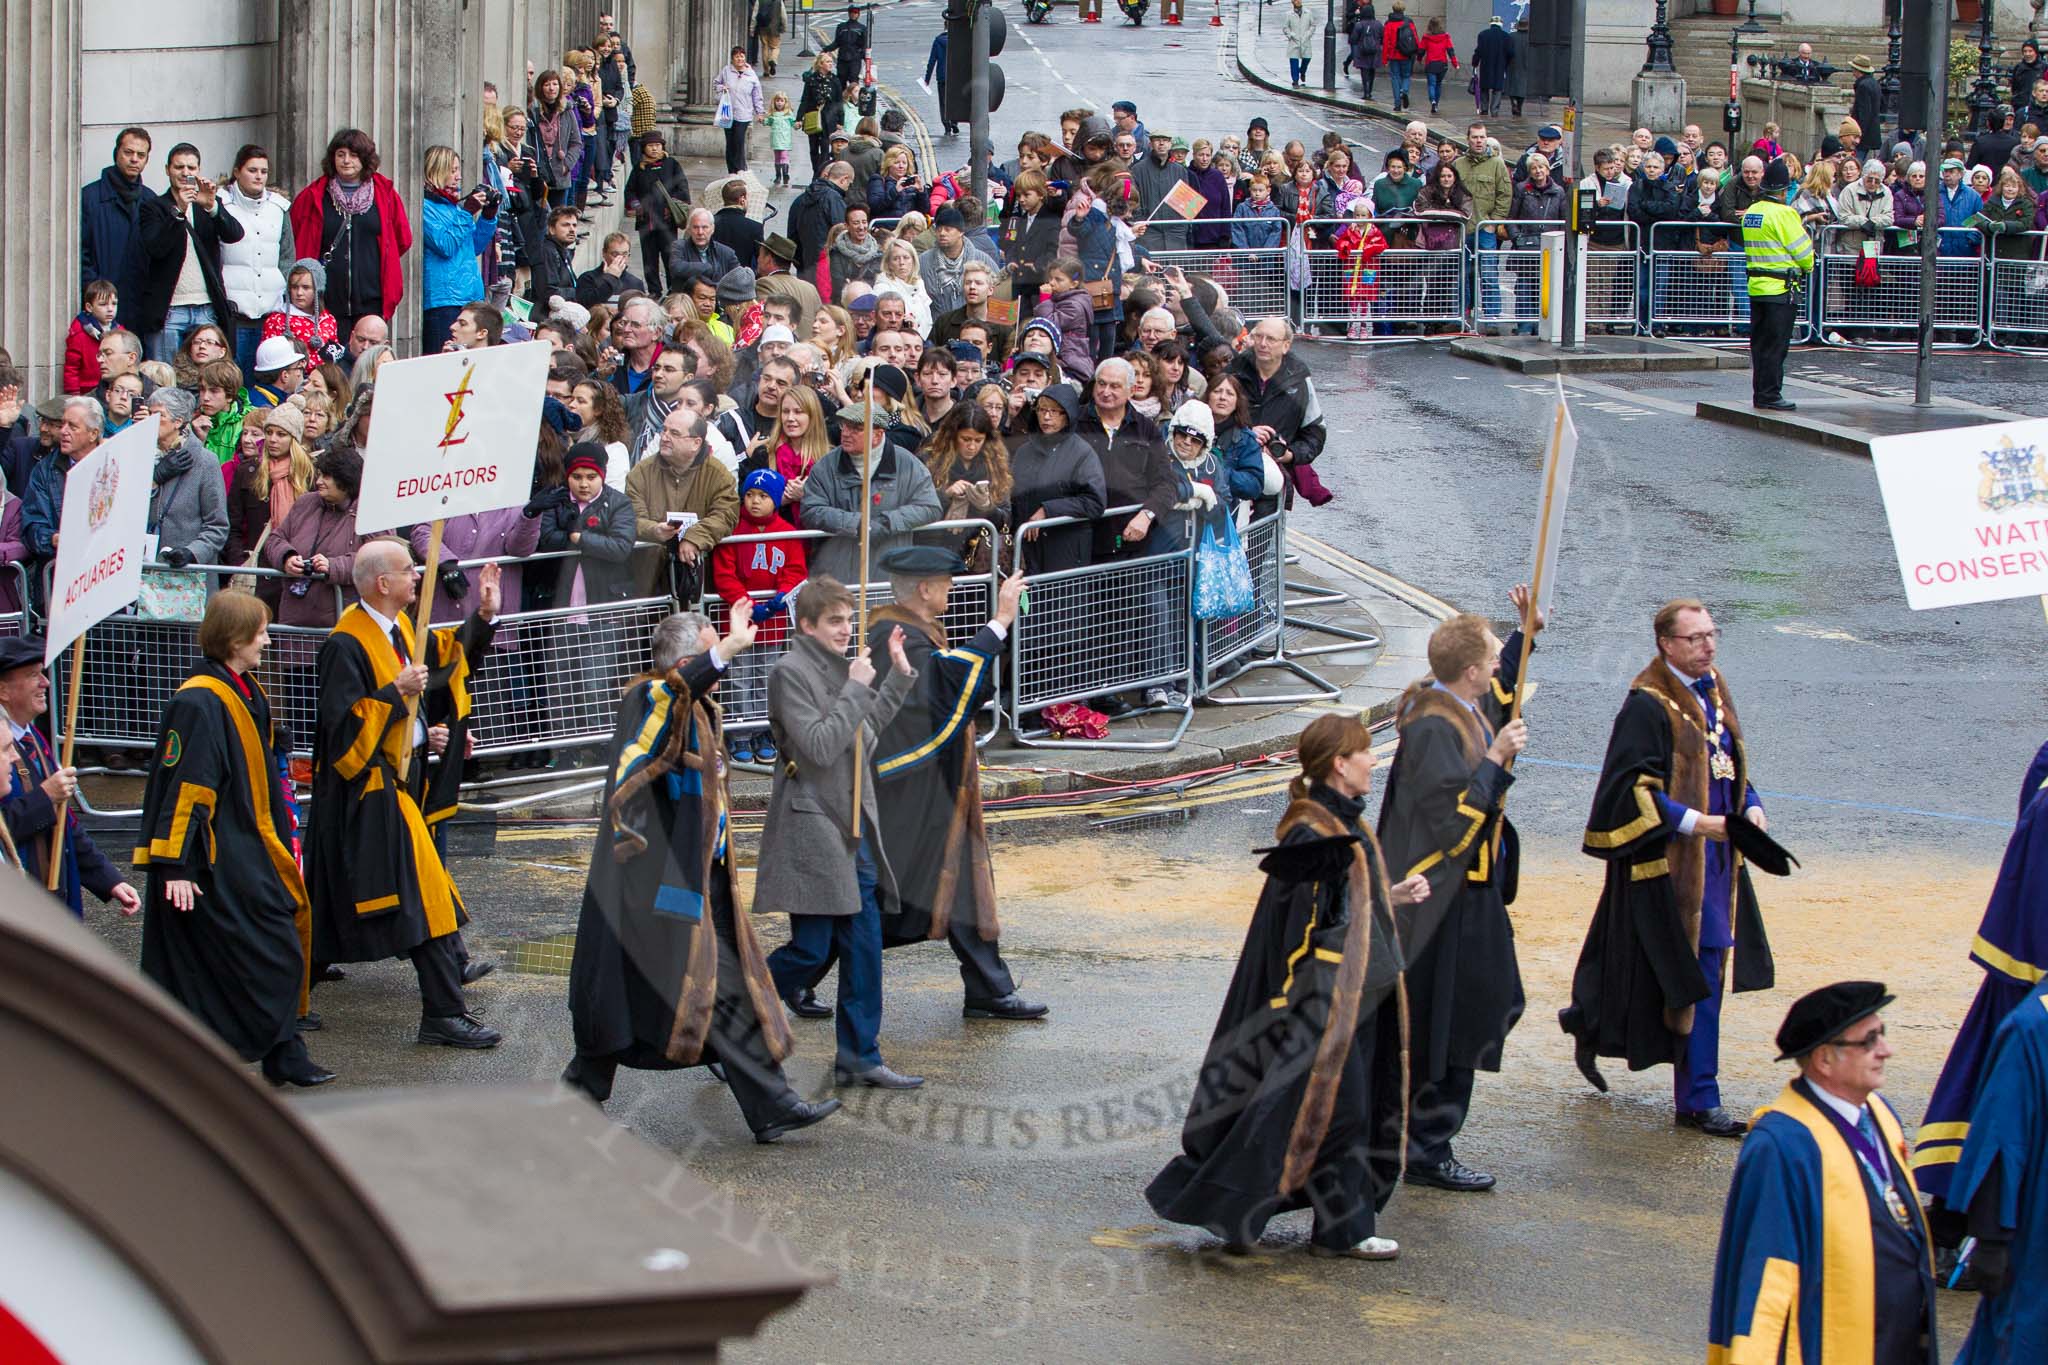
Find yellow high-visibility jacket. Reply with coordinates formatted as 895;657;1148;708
1741;197;1815;297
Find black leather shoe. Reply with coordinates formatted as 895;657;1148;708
315;963;347;983
417;1013;502;1049
1676;1106;1748;1138
1095;694;1136;718
707;1060;728;1083
834;1062;924;1089
1754;398;1798;411
296;1011;323;1032
263;1056;337;1088
964;993;1050;1020
1404;1158;1497;1192
460;957;498;985
754;1097;843;1143
785;988;832;1019
1557;1011;1608;1092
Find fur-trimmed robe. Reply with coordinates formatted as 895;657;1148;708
1561;659;1775;1074
567;652;792;1070
1145;787;1404;1247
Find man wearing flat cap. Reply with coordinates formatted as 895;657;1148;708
1708;981;1938;1365
785;546;1045;1020
799;399;940;582
0;635;138;917
1561;598;1777;1139
755;233;821;332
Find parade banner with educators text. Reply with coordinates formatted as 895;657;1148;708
354;341;550;531
44;418;155;665
1869;417;2048;610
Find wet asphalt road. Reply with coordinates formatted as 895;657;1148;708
87;13;2048;1361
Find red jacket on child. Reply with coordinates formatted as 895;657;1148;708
709;507;808;646
64;316;104;394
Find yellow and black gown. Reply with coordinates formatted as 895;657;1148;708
307;605;489;965
136;661;311;1061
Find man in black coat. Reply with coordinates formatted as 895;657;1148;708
789;163;851;286
712;180;765;271
1228;319;1327;514
823;8;870;88
1969;108;2022;176
1474;17;1512;118
1848;56;1883;152
135;142;245;364
528;206;583;313
668;209;741;292
81;126;154;329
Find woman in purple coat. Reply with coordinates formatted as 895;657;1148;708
408;507;542;629
1187;140;1235;249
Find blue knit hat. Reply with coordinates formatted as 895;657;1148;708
741;467;787;505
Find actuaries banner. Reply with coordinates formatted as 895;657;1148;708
44;417;156;665
1870;417;2048;610
355;341;549;532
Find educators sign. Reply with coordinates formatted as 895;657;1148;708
45;418;155;664
355;341;548;532
1869;417;2048;610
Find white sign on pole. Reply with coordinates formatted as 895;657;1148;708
1527;382;1578;619
44;418;156;665
1869;417;2048;610
353;341;549;532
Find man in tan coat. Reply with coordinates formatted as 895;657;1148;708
625;408;741;597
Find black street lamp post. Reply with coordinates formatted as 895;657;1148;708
1643;0;1675;75
1968;3;2000;131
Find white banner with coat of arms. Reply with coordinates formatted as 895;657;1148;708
44;418;156;664
1870;418;2048;611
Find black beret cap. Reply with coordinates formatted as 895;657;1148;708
0;636;47;675
1775;980;1894;1061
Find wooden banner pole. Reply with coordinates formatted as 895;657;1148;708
851;399;876;841
1504;396;1569;759
396;519;446;787
46;635;86;890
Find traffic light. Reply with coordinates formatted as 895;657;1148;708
942;1;1007;126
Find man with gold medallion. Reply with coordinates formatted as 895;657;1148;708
1560;598;1778;1139
307;538;501;1049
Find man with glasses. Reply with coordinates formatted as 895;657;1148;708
307;539;505;1050
605;296;664;395
1561;598;1777;1139
1709;982;1936;1364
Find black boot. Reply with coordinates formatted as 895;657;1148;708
561;1052;616;1104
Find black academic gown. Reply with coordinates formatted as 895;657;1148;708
308;605;490;965
1146;786;1402;1250
1373;659;1527;1087
136;663;310;1061
1561;660;1774;1073
567;658;795;1110
865;606;1004;948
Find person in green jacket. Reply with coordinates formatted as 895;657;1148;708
1453;123;1513;329
194;357;250;465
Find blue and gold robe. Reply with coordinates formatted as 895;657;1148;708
1949;976;2048;1363
1709;1081;1937;1364
1915;740;2048;1198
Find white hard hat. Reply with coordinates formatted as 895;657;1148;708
252;335;305;373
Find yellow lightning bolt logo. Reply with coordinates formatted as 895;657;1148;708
439;361;477;449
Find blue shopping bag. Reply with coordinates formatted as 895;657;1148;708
1192;516;1256;621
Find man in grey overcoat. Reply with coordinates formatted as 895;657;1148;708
757;574;923;1089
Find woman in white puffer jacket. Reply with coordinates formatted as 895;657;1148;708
217;145;295;376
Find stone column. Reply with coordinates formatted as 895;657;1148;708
0;0;85;399
675;0;730;155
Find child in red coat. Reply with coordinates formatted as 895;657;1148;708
709;467;808;765
64;280;118;394
1332;204;1388;339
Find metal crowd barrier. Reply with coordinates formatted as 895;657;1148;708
1645;221;1772;343
1196;506;1339;704
1295;217;1469;340
0;563;33;641
1149;242;1291;322
1988;232;2048;352
1007;504;1195;751
48;563;342;762
1815;225;1984;347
